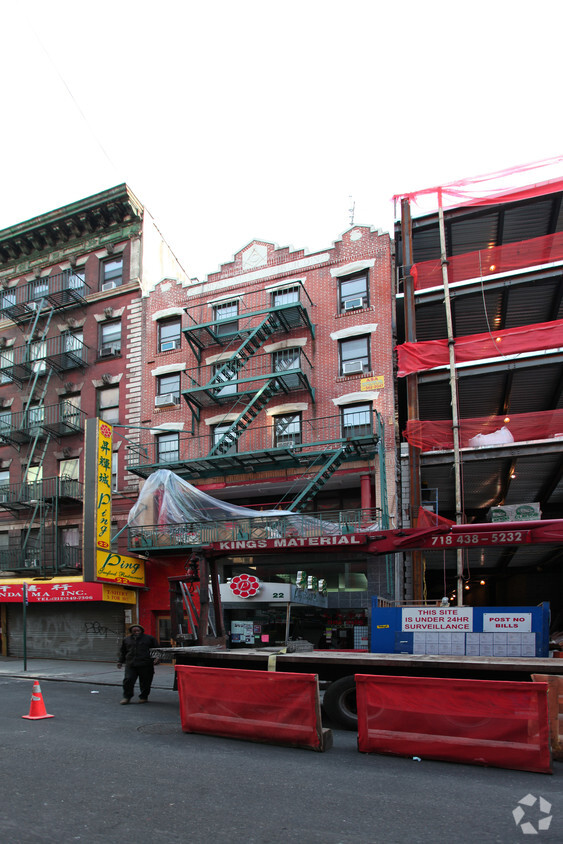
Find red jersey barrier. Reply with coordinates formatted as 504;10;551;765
175;665;332;751
356;675;551;774
532;674;563;760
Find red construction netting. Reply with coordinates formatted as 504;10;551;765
403;410;563;452
175;664;327;750
396;319;563;376
409;230;563;291
356;674;552;773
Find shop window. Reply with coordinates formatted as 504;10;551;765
158;318;181;352
341;403;372;438
97;386;120;424
274;413;302;448
339;335;370;376
272;286;300;307
212;424;237;455
338;271;368;313
156;432;179;464
213;300;238;336
99;321;121;357
100;257;123;290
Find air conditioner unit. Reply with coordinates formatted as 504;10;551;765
102;281;118;291
98;344;121;357
27;301;41;312
155;393;179;407
342;360;364;374
343;297;364;311
160;339;180;351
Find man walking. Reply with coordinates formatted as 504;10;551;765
117;624;159;704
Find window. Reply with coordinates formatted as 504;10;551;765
212;362;237;397
156;372;181;402
213;300;238;336
59;458;79;480
339;271;368;312
0;469;9;502
158;318;181;352
100;257;123;289
30;340;47;374
272;286;300;307
341;403;372;438
212;424;237;455
339;335;370;375
97;387;120;424
60;397;81;426
0;409;11;436
0;291;16;310
99;321;121;356
274;413;302;448
31;278;49;303
27;404;44;432
156;432;179;464
68;269;85;292
0;348;13;384
60;526;81;569
273;348;300;372
64;331;84;363
112;451;118;492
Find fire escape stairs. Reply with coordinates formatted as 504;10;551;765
208;314;279;389
207;380;279;457
287;446;351;513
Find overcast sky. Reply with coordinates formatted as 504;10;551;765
2;1;562;280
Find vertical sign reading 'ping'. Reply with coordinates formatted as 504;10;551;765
96;420;113;551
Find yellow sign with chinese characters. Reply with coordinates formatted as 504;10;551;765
96;420;113;551
361;375;384;391
102;584;137;604
96;550;146;587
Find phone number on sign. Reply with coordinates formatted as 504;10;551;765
431;530;530;546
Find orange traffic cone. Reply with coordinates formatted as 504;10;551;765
22;680;54;720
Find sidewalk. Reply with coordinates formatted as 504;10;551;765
0;656;175;689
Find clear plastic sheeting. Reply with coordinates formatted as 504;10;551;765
127;469;293;527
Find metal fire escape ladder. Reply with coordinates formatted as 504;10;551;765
207;314;280;390
287;446;350;513
207;380;279;456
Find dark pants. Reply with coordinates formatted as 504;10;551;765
123;663;155;700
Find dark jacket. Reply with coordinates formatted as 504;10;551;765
119;626;159;667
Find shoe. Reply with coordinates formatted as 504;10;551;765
138;697;148;703
120;698;131;705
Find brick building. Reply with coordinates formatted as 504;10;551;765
0;185;188;659
130;227;397;649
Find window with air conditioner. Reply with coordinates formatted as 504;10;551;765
158;318;181;352
156;373;180;406
341;403;372;439
274;413;302;448
339;271;368;313
339;335;369;376
213;300;239;336
100;256;123;290
99;320;121;357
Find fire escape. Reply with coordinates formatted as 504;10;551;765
128;282;381;512
0;271;88;574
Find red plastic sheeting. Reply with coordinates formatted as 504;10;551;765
403;409;563;452
356;675;552;774
175;665;326;750
396;320;563;376
410;231;563;291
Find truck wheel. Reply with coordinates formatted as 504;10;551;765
322;676;357;730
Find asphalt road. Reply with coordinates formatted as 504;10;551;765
1;676;561;844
